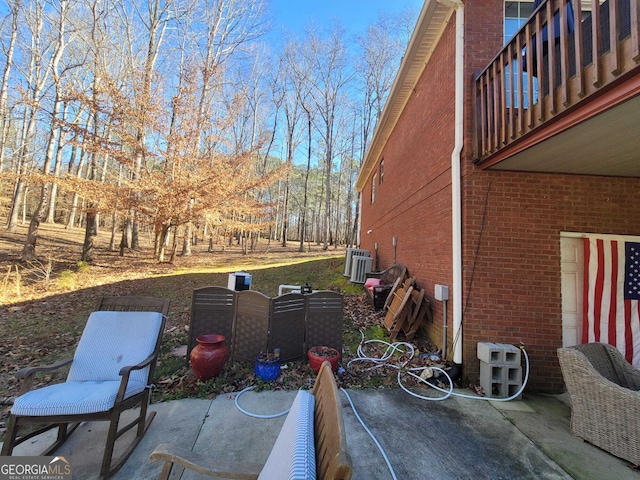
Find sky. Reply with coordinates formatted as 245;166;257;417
267;0;424;38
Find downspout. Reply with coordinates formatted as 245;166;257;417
439;0;464;365
356;194;362;247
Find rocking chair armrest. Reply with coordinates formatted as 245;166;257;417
150;443;261;480
16;357;74;378
114;352;158;402
118;352;157;377
16;357;73;394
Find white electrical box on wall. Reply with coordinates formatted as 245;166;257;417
435;284;449;301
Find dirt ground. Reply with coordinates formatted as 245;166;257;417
0;223;343;302
0;223;444;439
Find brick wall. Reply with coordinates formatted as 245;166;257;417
359;19;457;357
360;18;456;268
358;0;640;393
461;171;640;392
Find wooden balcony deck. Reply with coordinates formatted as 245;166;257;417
474;0;640;167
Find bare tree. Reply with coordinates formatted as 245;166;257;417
0;0;22;173
347;10;416;247
296;24;352;250
355;11;408;157
120;0;174;250
185;0;267;254
80;0;117;262
65;112;90;229
44;100;69;224
0;0;415;261
22;0;72;260
278;58;303;247
7;0;53;231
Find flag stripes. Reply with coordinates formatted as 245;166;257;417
582;237;640;367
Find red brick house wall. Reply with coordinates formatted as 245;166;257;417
358;0;640;393
461;172;640;392
359;21;457;359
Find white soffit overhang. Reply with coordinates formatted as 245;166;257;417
355;0;455;192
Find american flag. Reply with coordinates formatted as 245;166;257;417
583;237;640;367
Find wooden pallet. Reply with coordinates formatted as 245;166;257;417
382;278;432;341
401;288;427;340
383;277;416;340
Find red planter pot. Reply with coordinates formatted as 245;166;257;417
190;334;229;381
308;346;340;373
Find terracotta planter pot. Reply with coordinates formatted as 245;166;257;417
308;346;340;373
190;334;229;381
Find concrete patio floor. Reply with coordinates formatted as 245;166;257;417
4;388;640;480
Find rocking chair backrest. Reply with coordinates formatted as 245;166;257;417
67;311;164;384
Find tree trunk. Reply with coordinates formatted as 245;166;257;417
81;108;99;262
22;84;65;260
21;184;49;262
7;178;26;231
0;0;21;172
45;103;69;223
66;125;88;229
323;121;332;251
7;105;36;231
82;210;97;262
299;113;312;252
182;222;192;256
21;186;29;224
351;192;360;248
157;224;170;262
281;129;294;247
109;213;117;251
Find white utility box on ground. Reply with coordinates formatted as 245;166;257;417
228;272;252;291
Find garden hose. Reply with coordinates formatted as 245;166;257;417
349;336;530;402
234;385;291;419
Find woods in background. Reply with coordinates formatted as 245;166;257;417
0;0;416;262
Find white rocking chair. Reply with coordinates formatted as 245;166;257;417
1;296;169;479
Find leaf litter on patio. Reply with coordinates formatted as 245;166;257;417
151;293;450;404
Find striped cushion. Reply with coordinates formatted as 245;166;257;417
11;380;147;416
11;311;163;417
258;390;316;480
67;311;164;385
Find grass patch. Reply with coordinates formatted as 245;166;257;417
76;261;91;274
56;270;76;289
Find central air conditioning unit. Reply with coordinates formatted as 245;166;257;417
344;248;370;276
350;256;373;284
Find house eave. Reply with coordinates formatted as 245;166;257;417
355;0;455;192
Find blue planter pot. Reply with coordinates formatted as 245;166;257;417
254;357;281;381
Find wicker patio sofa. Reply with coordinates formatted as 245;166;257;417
557;343;640;465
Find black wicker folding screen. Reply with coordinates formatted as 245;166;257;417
188;287;344;364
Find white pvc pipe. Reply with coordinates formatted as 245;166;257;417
347;336;531;403
400;349;530;403
450;0;464;365
442;299;448;359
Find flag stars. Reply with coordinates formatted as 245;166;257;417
624;242;640;301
